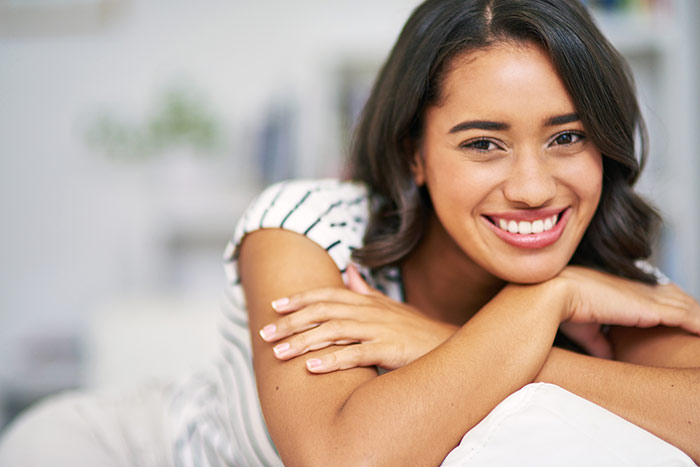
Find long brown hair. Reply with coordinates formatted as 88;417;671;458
350;0;660;283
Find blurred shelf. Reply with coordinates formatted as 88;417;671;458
592;9;673;56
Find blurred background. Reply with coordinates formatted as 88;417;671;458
0;0;698;431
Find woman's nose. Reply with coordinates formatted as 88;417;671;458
502;152;557;207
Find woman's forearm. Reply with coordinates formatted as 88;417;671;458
324;282;565;466
536;347;700;463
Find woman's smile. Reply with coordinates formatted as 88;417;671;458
482;207;570;249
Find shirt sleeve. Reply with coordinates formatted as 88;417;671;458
222;179;370;307
634;259;671;285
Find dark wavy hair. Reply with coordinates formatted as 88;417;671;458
349;0;660;283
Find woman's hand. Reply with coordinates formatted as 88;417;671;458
258;265;457;373
557;266;700;336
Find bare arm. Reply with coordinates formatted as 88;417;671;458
536;326;700;463
240;228;564;466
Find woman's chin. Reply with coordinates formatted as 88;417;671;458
493;265;564;285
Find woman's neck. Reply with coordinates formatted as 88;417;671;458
401;215;505;326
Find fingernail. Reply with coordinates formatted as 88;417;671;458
271;297;290;311
273;342;291;357
306;358;323;371
259;324;276;340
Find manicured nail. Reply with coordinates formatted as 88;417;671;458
273;342;291;357
306;358;323;371
259;324;276;340
271;297;290;311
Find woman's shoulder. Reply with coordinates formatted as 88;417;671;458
223;178;372;288
233;178;370;239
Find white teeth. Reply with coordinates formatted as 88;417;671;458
543;217;553;231
495;214;559;235
518;221;532;235
532;220;544;234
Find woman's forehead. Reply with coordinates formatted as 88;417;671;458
435;42;577;121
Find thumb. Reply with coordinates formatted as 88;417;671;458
346;264;375;296
582;331;614;360
559;323;614;360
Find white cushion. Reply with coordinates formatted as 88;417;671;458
442;383;695;467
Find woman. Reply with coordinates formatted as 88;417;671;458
0;0;698;466
233;0;700;465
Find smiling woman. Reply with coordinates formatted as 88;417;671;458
1;0;699;466
237;0;700;465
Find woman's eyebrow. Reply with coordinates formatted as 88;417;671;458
448;113;579;134
448;120;509;133
545;113;579;126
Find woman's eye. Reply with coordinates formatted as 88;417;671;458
552;132;584;146
463;139;498;151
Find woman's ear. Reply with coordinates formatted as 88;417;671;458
410;151;426;186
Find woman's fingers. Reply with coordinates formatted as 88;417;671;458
305;343;389;373
260;268;457;373
622;284;700;335
271;284;373;314
271;264;384;314
260;302;376;342
261;270;395;343
269;319;375;361
562;266;700;336
661;285;700;335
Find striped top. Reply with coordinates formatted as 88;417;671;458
168;179;403;466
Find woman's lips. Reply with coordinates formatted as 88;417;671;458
482;208;571;249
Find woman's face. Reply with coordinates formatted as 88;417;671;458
413;42;603;284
